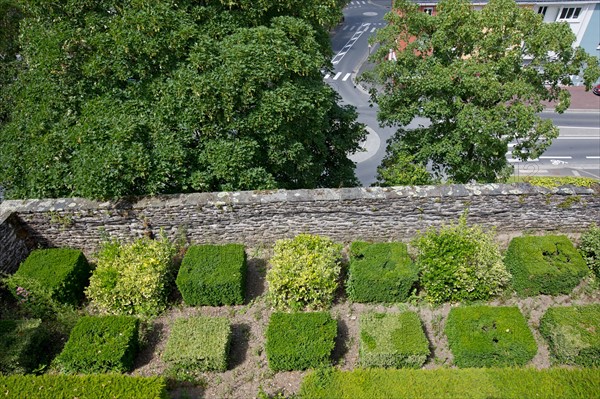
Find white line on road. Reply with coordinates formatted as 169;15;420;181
333;72;342;80
370;27;376;32
342;73;351;81
539;156;572;159
586;156;600;159
508;159;539;163
572;170;581;176
350;25;356;31
324;74;330;80
331;23;371;65
343;26;348;30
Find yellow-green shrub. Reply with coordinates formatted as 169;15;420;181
85;234;176;317
267;234;342;311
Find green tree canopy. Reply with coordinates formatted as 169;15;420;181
365;0;600;184
0;0;365;199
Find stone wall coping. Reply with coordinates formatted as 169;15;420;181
0;183;593;214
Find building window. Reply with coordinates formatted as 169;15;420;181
537;6;547;16
423;7;433;15
558;7;581;20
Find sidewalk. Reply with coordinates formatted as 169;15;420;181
543;86;600;113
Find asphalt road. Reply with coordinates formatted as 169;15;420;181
330;0;600;185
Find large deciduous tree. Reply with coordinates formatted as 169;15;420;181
0;0;365;199
365;0;600;184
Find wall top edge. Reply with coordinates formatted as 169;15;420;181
0;183;594;214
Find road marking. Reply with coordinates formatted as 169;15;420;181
331;23;371;65
343;25;348;30
572;170;581;176
586;156;600;159
539;156;572;159
324;74;330;79
350;25;356;31
333;72;342;80
371;27;376;32
342;73;351;81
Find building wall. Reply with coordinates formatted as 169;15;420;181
0;184;598;272
579;3;600;57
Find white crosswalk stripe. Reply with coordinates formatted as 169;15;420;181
371;27;376;33
333;72;342;80
342;73;351;81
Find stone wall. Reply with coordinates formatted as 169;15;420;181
0;183;598;271
0;213;36;273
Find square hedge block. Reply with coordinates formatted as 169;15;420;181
540;304;600;367
346;242;419;303
445;306;537;367
163;316;231;372
176;244;246;306
359;312;430;368
266;312;337;371
13;248;90;305
504;235;588;297
56;316;139;373
0;319;47;375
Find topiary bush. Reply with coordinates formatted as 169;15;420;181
539;304;600;367
504;235;589;297
56;315;139;373
346;242;418;303
266;312;337;371
445;306;537;368
0;319;48;375
85;234;176;317
412;215;510;304
0;375;167;398
175;244;246;306
578;223;600;278
359;312;429;368
6;248;90;306
266;234;342;311
163;316;231;372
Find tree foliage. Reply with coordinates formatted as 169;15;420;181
0;0;365;199
365;0;600;183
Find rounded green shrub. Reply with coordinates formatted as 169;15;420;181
266;234;342;311
578;223;600;278
412;215;510;304
85;234;176;317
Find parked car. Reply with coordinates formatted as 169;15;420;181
593;84;600;96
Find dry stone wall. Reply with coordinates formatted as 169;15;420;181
0;183;598;272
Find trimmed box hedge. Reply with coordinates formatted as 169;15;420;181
0;319;47;375
266;312;337;371
300;367;600;399
359;312;429;368
176;244;247;306
445;306;537;367
504;235;588;296
56;315;139;373
11;248;90;305
0;375;167;399
163;316;231;372
346;242;418;303
540;304;600;367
